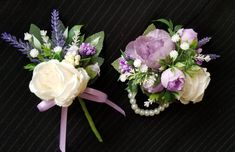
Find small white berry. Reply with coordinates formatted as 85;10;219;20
30;49;39;58
140;64;148;73
133;59;142;68
119;74;128;82
170;50;178;61
171;34;180;42
180;42;190;50
53;46;62;53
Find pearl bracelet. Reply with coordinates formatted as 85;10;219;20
127;90;169;116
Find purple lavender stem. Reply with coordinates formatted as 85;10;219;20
207;54;220;60
1;32;31;54
51;9;65;47
198;37;211;47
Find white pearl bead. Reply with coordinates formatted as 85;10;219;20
154;109;160;114
159;106;164;111
135;109;140;114
130;99;136;104
128;93;133;99
149;110;154;116
140;110;144;116
131;104;138;110
164;103;169;108
144;110;150;116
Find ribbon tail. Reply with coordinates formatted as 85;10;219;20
105;100;126;116
60;107;68;152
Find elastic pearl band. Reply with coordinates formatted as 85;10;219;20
127;90;169;116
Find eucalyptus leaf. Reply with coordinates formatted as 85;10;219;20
80;57;91;67
143;24;156;35
59;20;66;32
32;36;41;49
86;66;98;79
91;56;104;66
29;24;43;43
85;31;104;56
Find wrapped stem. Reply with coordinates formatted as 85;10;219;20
78;98;103;142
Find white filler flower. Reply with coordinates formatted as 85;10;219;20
171;34;180;42
30;49;39;58
170;50;178;61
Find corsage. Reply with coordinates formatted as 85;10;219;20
112;19;219;117
2;10;125;152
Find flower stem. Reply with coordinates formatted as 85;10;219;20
78;98;103;142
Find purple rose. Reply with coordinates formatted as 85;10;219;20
178;29;198;44
161;68;185;92
125;29;175;69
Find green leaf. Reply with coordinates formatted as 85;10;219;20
128;80;138;94
59;20;66;32
80;57;91;67
91;56;104;66
24;63;37;71
111;58;121;73
85;65;98;79
29;24;43;43
68;25;83;43
143;24;156;35
85;31;105;56
175;62;186;68
79;98;103;142
52;51;62;61
155;19;173;30
32;36;41;49
174;25;183;32
63;27;69;39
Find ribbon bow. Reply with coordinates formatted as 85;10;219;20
37;87;125;152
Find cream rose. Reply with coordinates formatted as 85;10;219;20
179;68;210;104
29;59;90;107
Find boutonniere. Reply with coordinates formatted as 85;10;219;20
112;19;219;116
2;9;125;152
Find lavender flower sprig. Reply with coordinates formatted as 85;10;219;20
1;32;32;54
51;9;65;47
198;37;211;47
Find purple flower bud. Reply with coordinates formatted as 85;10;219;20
119;57;132;73
79;43;96;56
161;68;185;92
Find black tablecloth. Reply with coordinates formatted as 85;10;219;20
0;0;235;151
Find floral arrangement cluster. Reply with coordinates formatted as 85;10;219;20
112;19;219;116
2;10;124;152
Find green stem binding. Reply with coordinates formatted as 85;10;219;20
78;97;103;142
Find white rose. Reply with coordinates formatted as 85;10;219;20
179;68;210;104
29;60;90;107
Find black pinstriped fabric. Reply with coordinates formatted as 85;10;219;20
0;0;235;151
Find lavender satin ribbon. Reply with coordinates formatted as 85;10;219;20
37;87;125;152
